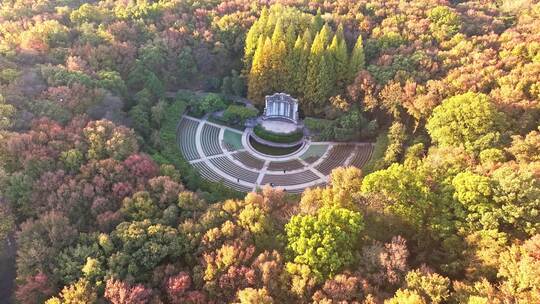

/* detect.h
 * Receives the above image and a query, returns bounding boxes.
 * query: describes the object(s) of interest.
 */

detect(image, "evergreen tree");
[285,25,296,52]
[316,53,334,113]
[289,36,306,96]
[263,6,278,36]
[221,76,233,95]
[319,23,333,48]
[304,29,327,113]
[312,8,323,33]
[244,22,262,70]
[247,37,266,104]
[303,28,313,48]
[271,18,284,45]
[230,70,245,96]
[326,38,337,94]
[335,23,345,44]
[271,40,287,92]
[328,31,349,91]
[244,7,269,72]
[349,35,365,81]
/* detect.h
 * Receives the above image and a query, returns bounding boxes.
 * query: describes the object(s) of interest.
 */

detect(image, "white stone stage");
[263,93,299,123]
[260,119,299,134]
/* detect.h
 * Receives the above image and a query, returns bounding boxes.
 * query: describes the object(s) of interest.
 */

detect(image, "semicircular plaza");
[177,114,374,193]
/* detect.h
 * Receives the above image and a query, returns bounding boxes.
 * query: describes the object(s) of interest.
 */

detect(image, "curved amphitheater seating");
[178,116,376,193]
[261,170,319,186]
[201,124,222,156]
[232,151,265,170]
[223,142,237,152]
[300,145,328,164]
[315,145,355,175]
[193,161,252,192]
[303,156,321,164]
[178,118,200,160]
[349,144,374,169]
[267,159,304,171]
[210,156,259,183]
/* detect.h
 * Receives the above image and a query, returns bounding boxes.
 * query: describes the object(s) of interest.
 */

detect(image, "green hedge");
[222,105,258,125]
[253,124,303,144]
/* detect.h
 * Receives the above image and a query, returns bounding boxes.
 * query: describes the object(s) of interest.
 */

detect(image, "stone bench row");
[178,118,200,161]
[315,145,355,175]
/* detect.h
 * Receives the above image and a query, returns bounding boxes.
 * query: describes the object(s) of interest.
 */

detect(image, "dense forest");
[0,0,539,303]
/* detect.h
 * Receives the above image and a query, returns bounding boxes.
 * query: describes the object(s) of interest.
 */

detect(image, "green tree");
[497,235,540,303]
[97,70,127,96]
[290,35,308,96]
[195,93,227,116]
[0,204,14,244]
[452,171,494,229]
[349,35,365,81]
[248,37,269,104]
[60,149,84,173]
[53,233,104,286]
[271,18,284,45]
[403,269,450,304]
[244,7,268,68]
[311,9,324,33]
[4,172,34,219]
[83,120,138,161]
[385,289,426,304]
[121,192,160,222]
[304,27,333,114]
[16,212,78,282]
[285,206,364,280]
[144,72,165,98]
[230,70,245,96]
[236,288,274,304]
[221,76,233,95]
[70,3,106,24]
[361,164,432,230]
[328,27,349,90]
[428,6,461,42]
[271,40,287,91]
[108,220,186,281]
[176,47,198,83]
[45,278,97,304]
[426,92,507,153]
[383,121,408,165]
[0,94,15,131]
[491,165,540,236]
[129,104,151,138]
[222,105,258,125]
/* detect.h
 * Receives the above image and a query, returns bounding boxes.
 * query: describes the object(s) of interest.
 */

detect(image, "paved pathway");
[179,114,374,193]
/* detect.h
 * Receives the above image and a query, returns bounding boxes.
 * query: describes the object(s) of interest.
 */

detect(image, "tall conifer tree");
[319,23,333,48]
[312,9,323,33]
[271,18,284,45]
[328,26,349,91]
[290,35,305,96]
[247,37,266,104]
[260,37,274,93]
[285,25,296,52]
[349,35,366,81]
[271,40,287,91]
[244,7,269,70]
[317,53,334,113]
[302,28,313,48]
[304,29,326,112]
